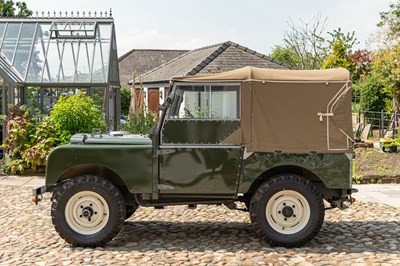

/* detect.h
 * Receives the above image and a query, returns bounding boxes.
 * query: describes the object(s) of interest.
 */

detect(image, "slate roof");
[133,41,288,85]
[118,49,188,86]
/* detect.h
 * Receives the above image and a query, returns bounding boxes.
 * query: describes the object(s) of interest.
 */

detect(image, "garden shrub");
[49,93,105,138]
[21,119,69,172]
[120,87,131,116]
[122,109,158,134]
[358,76,390,112]
[2,94,105,174]
[1,105,33,174]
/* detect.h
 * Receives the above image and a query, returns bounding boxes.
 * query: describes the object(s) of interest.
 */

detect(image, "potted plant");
[380,138,395,151]
[384,142,398,153]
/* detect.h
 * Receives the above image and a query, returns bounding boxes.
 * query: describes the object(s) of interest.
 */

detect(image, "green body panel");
[161,120,240,144]
[158,118,243,197]
[159,147,242,195]
[46,144,154,193]
[238,152,352,193]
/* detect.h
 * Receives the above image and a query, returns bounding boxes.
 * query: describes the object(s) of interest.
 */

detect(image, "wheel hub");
[82,207,94,218]
[65,191,110,235]
[266,190,311,234]
[281,206,294,218]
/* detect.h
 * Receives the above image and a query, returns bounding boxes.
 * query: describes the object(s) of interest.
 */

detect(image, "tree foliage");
[269,45,299,68]
[377,1,400,43]
[370,44,400,111]
[0,0,32,17]
[120,87,131,116]
[322,28,359,82]
[350,49,373,81]
[357,75,390,112]
[49,94,106,138]
[327,28,358,53]
[321,39,354,72]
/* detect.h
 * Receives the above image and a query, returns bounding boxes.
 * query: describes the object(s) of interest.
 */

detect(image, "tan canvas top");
[173,66,350,82]
[172,66,353,154]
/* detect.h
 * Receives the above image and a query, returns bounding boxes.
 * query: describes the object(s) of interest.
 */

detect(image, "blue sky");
[25,0,393,56]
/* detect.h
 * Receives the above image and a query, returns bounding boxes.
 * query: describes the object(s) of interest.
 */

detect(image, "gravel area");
[1,185,400,266]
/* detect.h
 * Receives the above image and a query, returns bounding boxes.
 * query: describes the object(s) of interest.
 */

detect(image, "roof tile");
[135,41,288,84]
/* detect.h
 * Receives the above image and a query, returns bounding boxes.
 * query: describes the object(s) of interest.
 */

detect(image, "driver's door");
[158,84,242,197]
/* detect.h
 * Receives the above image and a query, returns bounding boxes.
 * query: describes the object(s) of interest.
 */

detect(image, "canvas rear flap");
[239,81,353,153]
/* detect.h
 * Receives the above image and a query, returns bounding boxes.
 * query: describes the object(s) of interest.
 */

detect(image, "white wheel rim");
[266,190,310,234]
[65,191,110,235]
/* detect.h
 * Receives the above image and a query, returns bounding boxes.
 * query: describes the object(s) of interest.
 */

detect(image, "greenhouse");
[0,13,120,137]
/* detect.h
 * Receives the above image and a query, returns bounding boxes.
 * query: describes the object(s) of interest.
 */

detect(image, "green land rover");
[33,66,354,248]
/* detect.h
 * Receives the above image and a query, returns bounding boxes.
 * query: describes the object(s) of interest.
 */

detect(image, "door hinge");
[155,149,176,158]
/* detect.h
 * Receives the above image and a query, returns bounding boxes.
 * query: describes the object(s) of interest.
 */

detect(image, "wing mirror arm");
[157,104,166,111]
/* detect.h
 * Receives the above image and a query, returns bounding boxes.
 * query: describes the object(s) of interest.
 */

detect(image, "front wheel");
[250,174,325,247]
[51,175,126,247]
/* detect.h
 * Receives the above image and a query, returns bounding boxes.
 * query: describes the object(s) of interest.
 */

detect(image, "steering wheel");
[184,108,195,119]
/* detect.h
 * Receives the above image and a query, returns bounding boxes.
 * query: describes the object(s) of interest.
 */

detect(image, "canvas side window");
[169,84,240,119]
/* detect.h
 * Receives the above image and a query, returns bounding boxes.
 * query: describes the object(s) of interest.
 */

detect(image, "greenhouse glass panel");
[42,39,63,82]
[2,23,21,63]
[58,41,77,82]
[0,23,6,42]
[0,18,118,86]
[76,42,93,82]
[13,23,36,79]
[26,23,51,82]
[89,24,108,83]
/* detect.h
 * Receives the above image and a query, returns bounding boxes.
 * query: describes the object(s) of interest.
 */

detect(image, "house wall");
[135,86,167,113]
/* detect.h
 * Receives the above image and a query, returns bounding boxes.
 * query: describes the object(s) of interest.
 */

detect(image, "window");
[169,84,240,119]
[50,22,96,39]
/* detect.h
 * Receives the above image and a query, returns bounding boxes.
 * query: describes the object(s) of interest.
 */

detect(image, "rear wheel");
[250,174,324,247]
[125,203,138,220]
[51,175,126,247]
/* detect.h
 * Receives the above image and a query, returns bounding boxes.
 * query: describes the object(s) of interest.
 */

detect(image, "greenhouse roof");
[0,15,119,87]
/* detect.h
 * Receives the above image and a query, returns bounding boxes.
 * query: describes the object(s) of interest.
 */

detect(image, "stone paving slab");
[0,175,45,187]
[353,184,400,208]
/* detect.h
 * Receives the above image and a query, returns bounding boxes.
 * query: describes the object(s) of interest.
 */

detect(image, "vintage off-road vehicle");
[33,66,354,248]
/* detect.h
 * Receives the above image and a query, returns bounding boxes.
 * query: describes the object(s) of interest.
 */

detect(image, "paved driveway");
[353,184,400,208]
[0,176,399,265]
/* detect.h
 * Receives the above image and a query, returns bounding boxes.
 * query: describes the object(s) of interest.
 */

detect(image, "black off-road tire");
[249,174,325,248]
[125,203,138,220]
[51,175,126,247]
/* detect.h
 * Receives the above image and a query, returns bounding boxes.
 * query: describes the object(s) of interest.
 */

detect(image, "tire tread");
[249,174,325,247]
[51,175,126,247]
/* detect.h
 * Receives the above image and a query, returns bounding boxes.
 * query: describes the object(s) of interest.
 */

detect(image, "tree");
[321,39,354,71]
[0,0,32,17]
[350,49,373,81]
[357,75,390,112]
[275,14,328,69]
[269,45,299,68]
[327,28,358,53]
[370,44,400,112]
[377,1,400,43]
